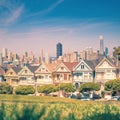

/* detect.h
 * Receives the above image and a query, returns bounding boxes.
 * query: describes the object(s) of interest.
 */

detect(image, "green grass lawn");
[0,94,120,120]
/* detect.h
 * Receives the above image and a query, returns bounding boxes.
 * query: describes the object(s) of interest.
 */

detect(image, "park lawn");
[0,94,120,120]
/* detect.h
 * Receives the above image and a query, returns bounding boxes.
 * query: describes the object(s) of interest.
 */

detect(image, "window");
[19,77,26,80]
[25,70,27,73]
[61,67,64,70]
[81,65,84,69]
[10,72,13,75]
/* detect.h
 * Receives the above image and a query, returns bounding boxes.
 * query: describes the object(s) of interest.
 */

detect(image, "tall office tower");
[105,47,108,56]
[2,48,8,58]
[29,51,34,61]
[71,51,78,62]
[99,35,104,54]
[7,51,13,61]
[85,47,93,60]
[0,53,3,65]
[45,53,50,64]
[56,42,62,58]
[24,51,28,58]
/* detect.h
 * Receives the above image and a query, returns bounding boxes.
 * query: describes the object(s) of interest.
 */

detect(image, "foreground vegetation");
[0,94,120,120]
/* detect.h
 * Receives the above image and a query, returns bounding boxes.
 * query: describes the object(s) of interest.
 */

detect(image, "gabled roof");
[84,60,95,70]
[44,63,56,72]
[27,65,39,73]
[73,60,94,71]
[12,67,22,74]
[95,56,116,68]
[62,62,79,71]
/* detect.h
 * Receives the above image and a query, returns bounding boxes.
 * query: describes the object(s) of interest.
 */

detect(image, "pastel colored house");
[35,63,54,85]
[95,57,117,83]
[73,60,95,87]
[52,62,78,84]
[5,67,21,86]
[18,65,38,85]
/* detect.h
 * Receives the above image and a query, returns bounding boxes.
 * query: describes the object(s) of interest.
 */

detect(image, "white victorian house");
[73,60,95,87]
[18,65,38,85]
[35,63,53,85]
[95,57,117,83]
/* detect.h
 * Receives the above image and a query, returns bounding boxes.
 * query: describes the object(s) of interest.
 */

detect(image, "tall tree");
[105,78,120,93]
[113,46,120,60]
[79,82,100,93]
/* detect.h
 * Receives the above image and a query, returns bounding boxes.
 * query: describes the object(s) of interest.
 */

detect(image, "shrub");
[79,82,100,92]
[60,83,76,93]
[0,82,13,94]
[15,85,35,95]
[37,84,58,95]
[105,78,120,92]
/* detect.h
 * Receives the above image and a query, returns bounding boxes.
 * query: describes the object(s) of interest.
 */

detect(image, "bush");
[60,83,76,93]
[37,85,58,95]
[79,82,100,92]
[105,78,120,92]
[0,82,13,94]
[15,85,35,95]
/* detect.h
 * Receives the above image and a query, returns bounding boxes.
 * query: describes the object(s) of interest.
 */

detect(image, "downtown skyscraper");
[99,35,104,54]
[56,42,62,58]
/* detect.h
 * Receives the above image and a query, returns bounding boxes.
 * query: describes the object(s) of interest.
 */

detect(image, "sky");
[0,0,120,57]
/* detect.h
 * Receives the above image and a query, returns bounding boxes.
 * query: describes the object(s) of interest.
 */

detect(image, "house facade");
[73,60,94,87]
[52,62,78,84]
[18,65,38,85]
[5,67,21,86]
[35,63,53,85]
[95,57,117,83]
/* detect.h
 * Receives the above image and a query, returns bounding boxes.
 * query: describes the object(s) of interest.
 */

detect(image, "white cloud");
[29,0,64,17]
[5,5,24,24]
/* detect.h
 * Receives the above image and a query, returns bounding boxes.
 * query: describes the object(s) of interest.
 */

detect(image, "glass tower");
[56,42,62,58]
[99,35,104,54]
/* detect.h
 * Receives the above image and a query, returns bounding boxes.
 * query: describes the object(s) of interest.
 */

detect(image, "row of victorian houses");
[0,56,119,88]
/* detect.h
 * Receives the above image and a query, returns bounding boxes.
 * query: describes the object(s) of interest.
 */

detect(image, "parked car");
[104,95,112,100]
[111,96,120,101]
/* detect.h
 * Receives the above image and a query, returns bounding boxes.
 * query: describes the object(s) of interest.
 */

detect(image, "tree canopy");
[15,85,35,95]
[60,83,76,92]
[37,84,58,94]
[79,82,100,92]
[113,46,120,60]
[105,78,120,92]
[0,83,13,94]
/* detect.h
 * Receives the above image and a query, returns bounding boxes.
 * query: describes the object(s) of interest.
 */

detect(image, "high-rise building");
[105,47,108,56]
[45,53,50,64]
[2,48,8,58]
[99,35,104,54]
[0,53,3,65]
[85,47,93,60]
[56,42,62,58]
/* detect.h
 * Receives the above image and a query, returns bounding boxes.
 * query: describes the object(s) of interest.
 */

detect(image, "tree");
[60,83,76,93]
[113,46,120,60]
[0,83,13,94]
[37,84,58,95]
[79,82,100,93]
[15,85,35,95]
[105,78,120,94]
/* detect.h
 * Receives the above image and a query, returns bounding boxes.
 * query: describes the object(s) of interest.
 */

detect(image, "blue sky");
[0,0,120,56]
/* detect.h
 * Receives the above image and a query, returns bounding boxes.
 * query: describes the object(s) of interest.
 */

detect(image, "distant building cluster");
[0,35,119,88]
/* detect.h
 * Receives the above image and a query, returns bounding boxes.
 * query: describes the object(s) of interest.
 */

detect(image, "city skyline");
[0,0,120,56]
